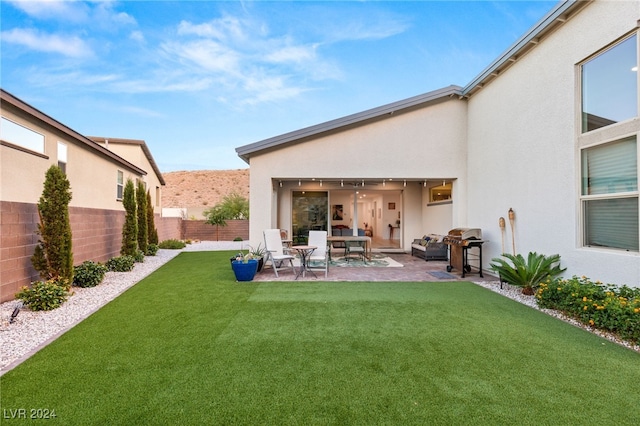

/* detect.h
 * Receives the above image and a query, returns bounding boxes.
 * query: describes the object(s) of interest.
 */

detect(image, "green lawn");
[1,251,638,425]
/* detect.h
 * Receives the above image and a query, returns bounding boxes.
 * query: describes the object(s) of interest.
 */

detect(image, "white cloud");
[265,45,317,64]
[7,0,90,22]
[1,28,94,58]
[130,30,145,43]
[7,0,136,27]
[162,40,241,74]
[177,16,246,42]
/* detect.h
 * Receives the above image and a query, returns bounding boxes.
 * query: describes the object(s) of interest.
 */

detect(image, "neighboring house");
[0,89,168,302]
[236,0,640,287]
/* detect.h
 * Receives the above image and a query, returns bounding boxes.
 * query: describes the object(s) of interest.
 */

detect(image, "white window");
[580,33,639,252]
[581,34,637,132]
[117,170,124,200]
[57,142,67,174]
[581,137,638,251]
[0,117,45,153]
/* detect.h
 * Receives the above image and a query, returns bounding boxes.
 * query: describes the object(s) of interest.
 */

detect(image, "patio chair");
[307,230,329,278]
[263,229,296,277]
[345,240,366,263]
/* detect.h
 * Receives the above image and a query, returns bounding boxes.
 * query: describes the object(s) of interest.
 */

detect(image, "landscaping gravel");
[1,241,637,374]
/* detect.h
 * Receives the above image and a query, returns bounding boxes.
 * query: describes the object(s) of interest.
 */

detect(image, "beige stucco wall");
[1,108,144,210]
[466,0,640,285]
[99,141,163,209]
[248,98,468,250]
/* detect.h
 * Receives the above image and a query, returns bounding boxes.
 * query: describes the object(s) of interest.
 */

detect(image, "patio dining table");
[327,235,372,260]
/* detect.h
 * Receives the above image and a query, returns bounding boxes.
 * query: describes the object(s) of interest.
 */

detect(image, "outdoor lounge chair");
[307,230,329,278]
[263,229,296,277]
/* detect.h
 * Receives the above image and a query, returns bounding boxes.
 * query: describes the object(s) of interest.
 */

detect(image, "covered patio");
[253,252,495,283]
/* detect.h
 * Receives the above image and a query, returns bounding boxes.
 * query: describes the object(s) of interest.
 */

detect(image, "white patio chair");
[307,230,329,278]
[263,229,295,277]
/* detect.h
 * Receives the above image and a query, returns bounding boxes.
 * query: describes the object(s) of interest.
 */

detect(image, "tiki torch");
[508,208,516,255]
[499,217,506,254]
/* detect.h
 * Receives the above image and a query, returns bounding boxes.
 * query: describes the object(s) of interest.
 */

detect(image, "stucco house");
[0,89,167,302]
[236,0,640,287]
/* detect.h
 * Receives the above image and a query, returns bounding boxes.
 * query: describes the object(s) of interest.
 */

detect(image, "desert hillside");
[162,169,250,208]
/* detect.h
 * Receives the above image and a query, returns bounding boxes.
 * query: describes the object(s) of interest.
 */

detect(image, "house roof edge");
[236,85,463,163]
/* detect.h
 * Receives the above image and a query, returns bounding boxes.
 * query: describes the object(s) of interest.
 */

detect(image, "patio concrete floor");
[252,252,498,283]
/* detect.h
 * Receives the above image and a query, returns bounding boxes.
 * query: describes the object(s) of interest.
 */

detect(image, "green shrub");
[158,239,186,249]
[537,276,640,343]
[133,249,145,263]
[73,261,107,288]
[16,279,70,311]
[146,243,159,256]
[490,252,566,295]
[233,237,243,241]
[106,255,135,272]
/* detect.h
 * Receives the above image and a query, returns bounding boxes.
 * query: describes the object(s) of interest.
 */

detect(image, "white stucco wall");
[247,97,468,250]
[466,0,640,285]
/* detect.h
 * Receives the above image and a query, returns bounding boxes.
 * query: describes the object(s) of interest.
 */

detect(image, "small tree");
[136,180,148,254]
[146,190,158,245]
[218,192,250,219]
[204,205,227,241]
[31,165,74,285]
[121,178,138,256]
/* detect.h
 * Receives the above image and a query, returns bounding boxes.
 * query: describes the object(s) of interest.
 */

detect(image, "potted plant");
[231,252,259,282]
[249,243,267,272]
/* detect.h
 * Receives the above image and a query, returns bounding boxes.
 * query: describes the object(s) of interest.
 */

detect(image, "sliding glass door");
[292,191,328,244]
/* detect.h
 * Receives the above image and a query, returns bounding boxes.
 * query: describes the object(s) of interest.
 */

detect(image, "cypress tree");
[31,165,73,285]
[121,178,138,256]
[146,190,159,245]
[136,180,148,254]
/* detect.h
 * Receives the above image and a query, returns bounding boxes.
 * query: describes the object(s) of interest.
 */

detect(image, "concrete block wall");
[182,220,249,241]
[0,201,40,303]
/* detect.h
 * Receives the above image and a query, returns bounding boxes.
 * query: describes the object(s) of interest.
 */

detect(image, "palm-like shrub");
[490,252,566,295]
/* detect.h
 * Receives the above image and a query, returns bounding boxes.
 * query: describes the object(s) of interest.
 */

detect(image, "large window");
[0,117,45,153]
[581,35,637,132]
[581,137,638,251]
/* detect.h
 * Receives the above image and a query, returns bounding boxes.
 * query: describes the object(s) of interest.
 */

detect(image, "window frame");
[577,30,640,252]
[116,170,124,201]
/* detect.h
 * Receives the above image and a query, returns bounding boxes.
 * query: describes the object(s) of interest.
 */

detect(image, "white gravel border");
[2,242,637,375]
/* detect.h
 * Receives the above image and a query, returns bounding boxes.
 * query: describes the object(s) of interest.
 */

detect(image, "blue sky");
[1,0,557,172]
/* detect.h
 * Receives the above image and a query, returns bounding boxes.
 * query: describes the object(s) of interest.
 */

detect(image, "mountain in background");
[162,169,250,211]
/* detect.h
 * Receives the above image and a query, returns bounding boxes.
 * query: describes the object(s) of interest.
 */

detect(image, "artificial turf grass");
[1,251,639,425]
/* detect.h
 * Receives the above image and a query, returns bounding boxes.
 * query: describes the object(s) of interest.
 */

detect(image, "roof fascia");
[462,0,590,96]
[236,85,463,163]
[0,89,146,176]
[88,136,166,186]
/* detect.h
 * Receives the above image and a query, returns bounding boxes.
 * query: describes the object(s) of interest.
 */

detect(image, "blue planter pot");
[231,259,258,281]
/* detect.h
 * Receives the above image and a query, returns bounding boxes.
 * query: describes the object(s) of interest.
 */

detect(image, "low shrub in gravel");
[16,278,70,311]
[106,255,135,272]
[73,261,108,288]
[537,275,640,343]
[133,249,145,263]
[158,239,186,249]
[146,243,159,256]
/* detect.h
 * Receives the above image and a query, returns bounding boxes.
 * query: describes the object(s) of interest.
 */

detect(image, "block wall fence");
[0,201,249,303]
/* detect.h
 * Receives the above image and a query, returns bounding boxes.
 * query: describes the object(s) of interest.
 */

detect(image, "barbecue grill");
[443,228,484,278]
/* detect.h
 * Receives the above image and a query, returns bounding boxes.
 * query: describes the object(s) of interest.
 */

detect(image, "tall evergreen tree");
[121,178,138,256]
[31,165,74,285]
[136,180,148,254]
[146,190,159,245]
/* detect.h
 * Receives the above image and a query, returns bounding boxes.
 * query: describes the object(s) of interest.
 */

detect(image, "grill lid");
[447,228,482,240]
